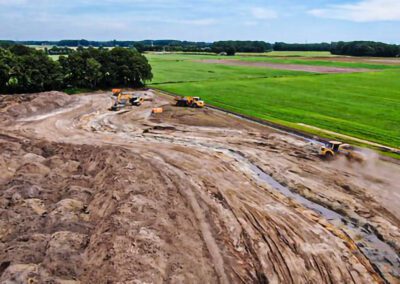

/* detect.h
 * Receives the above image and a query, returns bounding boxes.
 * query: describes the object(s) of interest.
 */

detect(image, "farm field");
[147,53,309,84]
[235,56,399,69]
[147,53,400,149]
[237,51,336,57]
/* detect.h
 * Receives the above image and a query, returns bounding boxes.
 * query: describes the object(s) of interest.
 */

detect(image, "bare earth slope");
[0,91,399,283]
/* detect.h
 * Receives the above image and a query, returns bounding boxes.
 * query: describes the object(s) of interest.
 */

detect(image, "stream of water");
[229,149,400,281]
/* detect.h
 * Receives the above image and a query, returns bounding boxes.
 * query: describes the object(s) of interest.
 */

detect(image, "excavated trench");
[229,150,399,281]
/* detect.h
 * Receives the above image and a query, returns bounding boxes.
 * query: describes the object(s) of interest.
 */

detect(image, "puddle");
[229,150,400,281]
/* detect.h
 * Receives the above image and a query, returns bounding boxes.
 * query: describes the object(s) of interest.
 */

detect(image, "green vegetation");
[0,45,152,93]
[235,56,398,70]
[146,52,397,70]
[3,39,400,57]
[47,46,74,56]
[147,54,308,84]
[331,41,400,57]
[0,45,63,93]
[211,41,272,55]
[148,53,400,148]
[59,47,152,89]
[272,42,331,52]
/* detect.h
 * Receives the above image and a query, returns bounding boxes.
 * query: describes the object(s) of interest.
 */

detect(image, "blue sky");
[0,0,399,43]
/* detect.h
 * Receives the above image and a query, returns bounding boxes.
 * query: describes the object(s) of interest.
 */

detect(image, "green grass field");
[147,54,309,84]
[235,56,397,70]
[147,53,400,149]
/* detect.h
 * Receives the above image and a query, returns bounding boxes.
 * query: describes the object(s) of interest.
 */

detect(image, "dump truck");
[109,89,144,111]
[319,141,364,162]
[175,96,205,108]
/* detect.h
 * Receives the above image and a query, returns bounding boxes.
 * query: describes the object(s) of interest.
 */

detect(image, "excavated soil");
[196,59,374,73]
[0,91,399,283]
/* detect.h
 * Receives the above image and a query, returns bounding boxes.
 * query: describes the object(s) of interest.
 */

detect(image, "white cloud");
[309,0,400,22]
[250,7,278,20]
[175,18,217,26]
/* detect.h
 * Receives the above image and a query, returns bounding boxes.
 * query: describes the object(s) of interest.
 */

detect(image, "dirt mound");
[0,92,73,123]
[0,137,231,283]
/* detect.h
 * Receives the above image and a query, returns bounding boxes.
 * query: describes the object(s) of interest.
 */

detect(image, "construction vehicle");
[319,141,364,162]
[175,96,205,108]
[109,89,144,111]
[152,107,163,114]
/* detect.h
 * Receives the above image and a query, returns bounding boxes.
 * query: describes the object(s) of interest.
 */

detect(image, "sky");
[0,0,399,43]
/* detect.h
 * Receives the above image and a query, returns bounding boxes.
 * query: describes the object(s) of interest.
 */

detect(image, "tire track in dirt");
[1,91,399,283]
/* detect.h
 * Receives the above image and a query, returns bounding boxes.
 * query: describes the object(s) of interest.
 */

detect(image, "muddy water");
[229,150,400,281]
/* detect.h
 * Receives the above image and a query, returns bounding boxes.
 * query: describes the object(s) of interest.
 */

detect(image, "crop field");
[147,53,400,148]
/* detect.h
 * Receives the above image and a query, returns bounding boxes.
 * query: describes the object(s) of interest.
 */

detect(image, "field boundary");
[151,88,400,161]
[297,123,400,153]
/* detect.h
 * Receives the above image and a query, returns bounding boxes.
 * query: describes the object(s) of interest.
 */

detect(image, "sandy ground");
[196,59,374,73]
[0,91,399,283]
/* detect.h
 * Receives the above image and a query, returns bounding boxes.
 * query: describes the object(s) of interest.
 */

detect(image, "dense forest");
[212,41,273,55]
[331,41,400,57]
[0,45,152,93]
[273,42,331,51]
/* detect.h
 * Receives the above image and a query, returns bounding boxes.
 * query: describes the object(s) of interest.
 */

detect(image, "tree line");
[0,45,152,94]
[331,41,400,57]
[3,40,275,53]
[212,41,273,55]
[29,40,399,57]
[212,41,399,56]
[273,42,331,51]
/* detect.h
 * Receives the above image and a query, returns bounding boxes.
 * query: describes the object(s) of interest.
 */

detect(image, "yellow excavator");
[320,141,364,162]
[109,89,144,111]
[175,96,205,108]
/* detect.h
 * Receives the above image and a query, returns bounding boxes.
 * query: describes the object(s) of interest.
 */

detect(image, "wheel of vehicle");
[324,151,334,160]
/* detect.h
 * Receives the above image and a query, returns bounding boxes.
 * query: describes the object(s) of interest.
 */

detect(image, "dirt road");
[0,91,399,283]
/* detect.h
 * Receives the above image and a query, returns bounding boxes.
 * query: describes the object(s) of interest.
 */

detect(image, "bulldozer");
[109,89,144,111]
[175,96,205,108]
[319,141,364,162]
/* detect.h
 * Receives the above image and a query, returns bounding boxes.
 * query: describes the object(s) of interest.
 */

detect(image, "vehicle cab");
[193,97,205,107]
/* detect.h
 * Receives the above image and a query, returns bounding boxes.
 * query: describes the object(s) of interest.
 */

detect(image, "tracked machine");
[109,89,144,111]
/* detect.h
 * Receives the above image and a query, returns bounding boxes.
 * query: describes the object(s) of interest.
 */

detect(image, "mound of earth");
[0,91,73,124]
